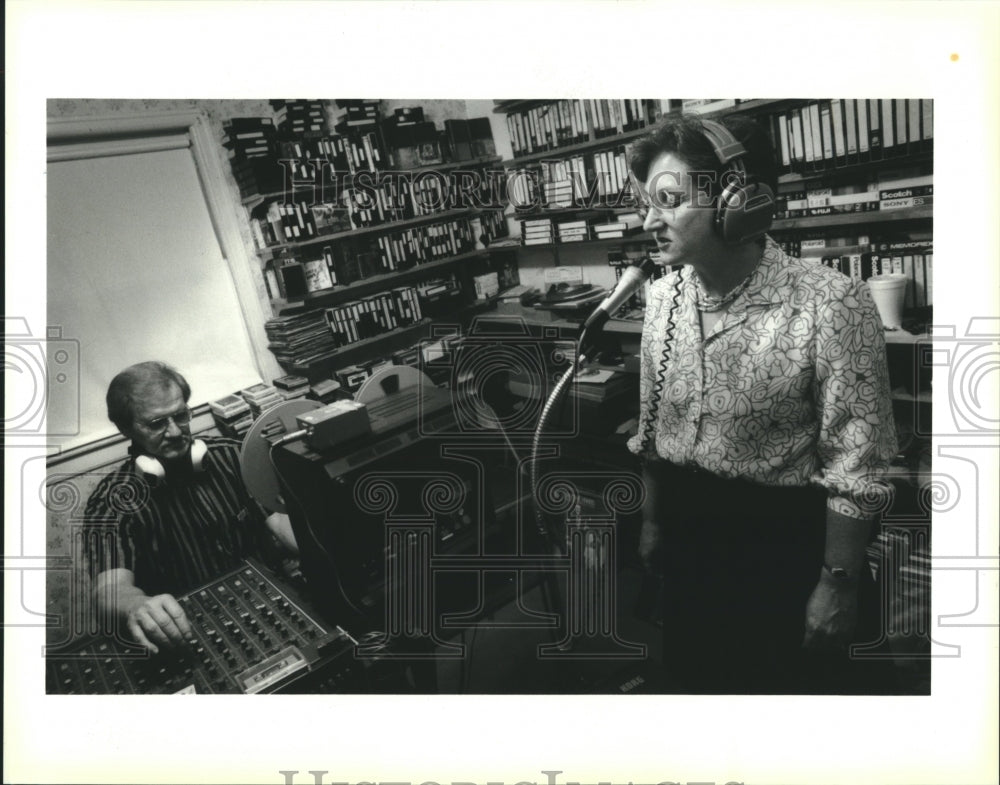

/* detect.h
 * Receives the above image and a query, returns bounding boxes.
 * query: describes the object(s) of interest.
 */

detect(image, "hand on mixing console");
[125,593,194,654]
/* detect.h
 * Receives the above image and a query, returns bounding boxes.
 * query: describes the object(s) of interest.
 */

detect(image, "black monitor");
[270,384,528,634]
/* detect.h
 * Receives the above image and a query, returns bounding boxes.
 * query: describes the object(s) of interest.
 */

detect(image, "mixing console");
[47,560,358,694]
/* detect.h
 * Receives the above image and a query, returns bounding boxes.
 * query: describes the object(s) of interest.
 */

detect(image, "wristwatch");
[823,563,858,583]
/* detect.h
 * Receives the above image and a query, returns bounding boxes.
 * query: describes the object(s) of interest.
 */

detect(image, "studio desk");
[269,320,646,673]
[46,320,647,695]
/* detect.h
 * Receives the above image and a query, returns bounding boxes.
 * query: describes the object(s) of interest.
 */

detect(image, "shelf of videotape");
[502,98,932,247]
[770,233,933,312]
[223,100,509,306]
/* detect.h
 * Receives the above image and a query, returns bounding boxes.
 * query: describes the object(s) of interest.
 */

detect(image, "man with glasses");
[83,361,296,653]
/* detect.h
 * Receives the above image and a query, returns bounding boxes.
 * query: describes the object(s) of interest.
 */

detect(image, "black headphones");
[699,119,776,244]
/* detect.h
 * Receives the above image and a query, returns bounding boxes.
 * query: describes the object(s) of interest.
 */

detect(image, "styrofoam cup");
[867,274,908,329]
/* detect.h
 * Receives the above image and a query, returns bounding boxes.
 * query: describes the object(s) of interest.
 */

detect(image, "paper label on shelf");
[543,266,583,285]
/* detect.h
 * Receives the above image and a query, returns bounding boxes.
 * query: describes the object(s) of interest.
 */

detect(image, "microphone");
[583,256,657,331]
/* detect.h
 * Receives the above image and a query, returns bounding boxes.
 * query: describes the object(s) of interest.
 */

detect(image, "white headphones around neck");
[134,439,208,485]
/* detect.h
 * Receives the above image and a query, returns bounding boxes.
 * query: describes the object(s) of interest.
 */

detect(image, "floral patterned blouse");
[627,236,897,520]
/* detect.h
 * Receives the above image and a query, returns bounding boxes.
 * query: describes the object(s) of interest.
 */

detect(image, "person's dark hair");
[628,113,778,199]
[106,361,191,434]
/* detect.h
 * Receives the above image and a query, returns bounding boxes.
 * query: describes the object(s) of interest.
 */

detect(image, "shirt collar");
[679,235,794,315]
[736,235,794,308]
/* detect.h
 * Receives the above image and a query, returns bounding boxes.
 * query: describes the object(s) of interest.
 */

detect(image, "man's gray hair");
[106,361,191,434]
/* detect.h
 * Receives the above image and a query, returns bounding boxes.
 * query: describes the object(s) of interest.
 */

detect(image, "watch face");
[826,565,854,581]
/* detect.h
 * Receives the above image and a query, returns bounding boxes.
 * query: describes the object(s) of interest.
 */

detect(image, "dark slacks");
[643,461,893,694]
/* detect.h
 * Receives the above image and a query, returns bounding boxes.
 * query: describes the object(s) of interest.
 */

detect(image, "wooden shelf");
[498,100,793,166]
[518,235,649,251]
[799,244,871,258]
[513,205,637,219]
[389,155,503,175]
[493,98,786,119]
[777,150,933,188]
[241,156,504,208]
[475,309,581,333]
[278,250,490,315]
[772,205,932,232]
[284,299,498,376]
[492,99,562,115]
[249,99,935,388]
[242,181,346,209]
[689,98,796,118]
[284,319,433,374]
[502,125,654,167]
[260,208,478,257]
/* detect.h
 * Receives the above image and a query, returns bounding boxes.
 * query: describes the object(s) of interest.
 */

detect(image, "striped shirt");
[83,437,271,596]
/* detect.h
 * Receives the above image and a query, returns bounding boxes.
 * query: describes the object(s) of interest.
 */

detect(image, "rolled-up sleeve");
[811,276,898,519]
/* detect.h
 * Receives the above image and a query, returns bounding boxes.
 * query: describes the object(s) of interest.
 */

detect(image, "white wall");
[48,144,264,448]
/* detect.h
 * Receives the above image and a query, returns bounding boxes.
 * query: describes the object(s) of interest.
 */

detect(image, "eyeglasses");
[137,407,192,434]
[635,188,690,220]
